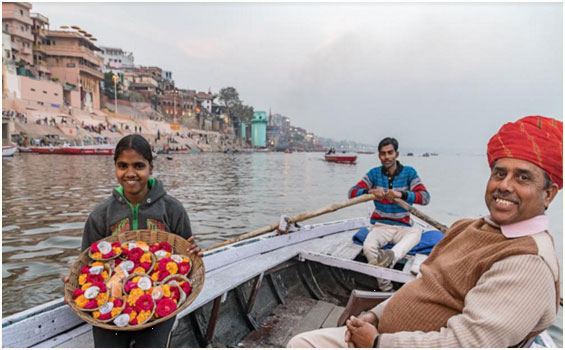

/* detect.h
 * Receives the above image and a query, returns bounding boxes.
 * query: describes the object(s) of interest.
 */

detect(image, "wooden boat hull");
[2,146,17,157]
[2,217,558,348]
[28,146,114,155]
[324,155,357,164]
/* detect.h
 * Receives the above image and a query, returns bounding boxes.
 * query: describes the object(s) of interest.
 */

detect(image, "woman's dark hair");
[114,134,153,164]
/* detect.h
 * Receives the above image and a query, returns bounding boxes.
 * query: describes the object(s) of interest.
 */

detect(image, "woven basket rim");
[65,229,205,331]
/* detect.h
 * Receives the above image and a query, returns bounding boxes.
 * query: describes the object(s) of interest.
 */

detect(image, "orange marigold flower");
[127,288,144,306]
[136,310,151,324]
[163,285,171,298]
[111,307,121,318]
[75,295,88,308]
[132,276,141,284]
[81,282,92,291]
[112,247,122,255]
[129,311,138,322]
[92,252,102,259]
[151,272,159,282]
[140,253,152,263]
[78,274,87,285]
[165,262,178,275]
[93,311,101,319]
[101,271,109,280]
[92,262,104,267]
[133,267,146,274]
[96,293,109,306]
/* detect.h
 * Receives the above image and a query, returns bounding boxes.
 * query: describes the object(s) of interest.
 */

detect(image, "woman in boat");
[67,134,201,348]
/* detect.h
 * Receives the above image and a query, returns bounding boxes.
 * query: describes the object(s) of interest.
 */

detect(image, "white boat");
[1,216,558,348]
[2,145,18,157]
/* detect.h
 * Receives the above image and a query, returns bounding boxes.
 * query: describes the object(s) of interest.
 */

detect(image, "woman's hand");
[61,276,70,304]
[346,315,379,348]
[186,236,203,257]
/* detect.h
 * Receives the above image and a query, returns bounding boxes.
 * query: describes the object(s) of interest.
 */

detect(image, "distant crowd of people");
[3,109,27,123]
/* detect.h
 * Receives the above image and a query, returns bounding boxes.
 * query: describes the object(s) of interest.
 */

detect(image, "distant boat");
[2,145,18,157]
[324,154,357,164]
[406,152,414,156]
[422,152,430,157]
[28,145,114,155]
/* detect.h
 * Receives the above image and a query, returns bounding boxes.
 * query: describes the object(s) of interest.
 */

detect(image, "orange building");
[2,2,34,66]
[43,30,103,111]
[30,12,51,79]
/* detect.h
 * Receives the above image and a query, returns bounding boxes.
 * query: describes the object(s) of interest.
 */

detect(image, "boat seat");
[337,289,392,326]
[337,289,537,348]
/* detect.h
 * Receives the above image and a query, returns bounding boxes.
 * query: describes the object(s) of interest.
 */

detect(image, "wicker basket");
[65,230,205,331]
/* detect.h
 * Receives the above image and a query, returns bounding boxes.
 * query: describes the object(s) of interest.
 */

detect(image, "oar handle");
[393,198,448,233]
[205,194,377,251]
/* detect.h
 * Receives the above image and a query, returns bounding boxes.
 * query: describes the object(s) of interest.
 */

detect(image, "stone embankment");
[5,99,240,152]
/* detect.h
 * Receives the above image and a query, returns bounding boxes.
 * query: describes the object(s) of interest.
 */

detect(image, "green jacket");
[81,178,192,250]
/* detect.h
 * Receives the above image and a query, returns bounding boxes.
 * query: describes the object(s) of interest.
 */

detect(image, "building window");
[31,88,36,91]
[4,24,8,31]
[20,9,23,15]
[54,93,59,96]
[43,91,47,94]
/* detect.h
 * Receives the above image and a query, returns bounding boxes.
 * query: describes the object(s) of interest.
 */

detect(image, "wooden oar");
[393,198,448,233]
[206,194,378,251]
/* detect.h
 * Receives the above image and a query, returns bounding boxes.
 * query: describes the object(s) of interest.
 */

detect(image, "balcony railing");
[43,46,103,66]
[2,12,33,25]
[5,26,34,41]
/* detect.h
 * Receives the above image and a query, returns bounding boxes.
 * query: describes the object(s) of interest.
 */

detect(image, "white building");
[99,46,134,71]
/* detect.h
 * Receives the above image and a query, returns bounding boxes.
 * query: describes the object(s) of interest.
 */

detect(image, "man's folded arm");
[378,254,556,348]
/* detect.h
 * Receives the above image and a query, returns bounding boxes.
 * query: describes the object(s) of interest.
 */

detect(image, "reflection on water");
[2,153,562,344]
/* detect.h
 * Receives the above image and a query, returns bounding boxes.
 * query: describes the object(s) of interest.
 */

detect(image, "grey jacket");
[81,178,192,250]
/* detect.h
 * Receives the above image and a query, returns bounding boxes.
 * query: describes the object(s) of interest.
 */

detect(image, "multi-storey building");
[30,11,50,79]
[43,30,104,110]
[2,2,34,66]
[158,89,197,118]
[99,46,134,70]
[195,91,215,113]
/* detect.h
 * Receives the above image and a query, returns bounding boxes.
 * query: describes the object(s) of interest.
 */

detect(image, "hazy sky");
[31,2,562,152]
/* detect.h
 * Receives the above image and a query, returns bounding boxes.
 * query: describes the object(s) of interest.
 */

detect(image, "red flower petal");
[157,270,170,282]
[136,294,154,311]
[98,313,111,320]
[180,281,192,296]
[178,262,191,275]
[149,244,159,253]
[169,286,180,301]
[158,258,173,271]
[86,274,104,284]
[80,266,90,274]
[111,242,121,248]
[159,242,172,253]
[124,281,137,294]
[156,298,177,317]
[140,262,152,272]
[90,243,100,253]
[113,298,124,307]
[73,289,84,299]
[84,300,98,309]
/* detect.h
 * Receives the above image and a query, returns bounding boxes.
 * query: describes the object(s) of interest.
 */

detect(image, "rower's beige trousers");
[364,222,423,266]
[287,325,347,348]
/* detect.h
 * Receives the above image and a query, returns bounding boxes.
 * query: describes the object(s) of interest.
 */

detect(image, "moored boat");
[2,145,18,157]
[27,145,115,155]
[324,154,357,164]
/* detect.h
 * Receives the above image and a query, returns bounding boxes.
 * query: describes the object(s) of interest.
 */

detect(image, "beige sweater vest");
[378,218,560,338]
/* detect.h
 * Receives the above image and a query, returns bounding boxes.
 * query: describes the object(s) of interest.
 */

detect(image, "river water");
[2,152,562,344]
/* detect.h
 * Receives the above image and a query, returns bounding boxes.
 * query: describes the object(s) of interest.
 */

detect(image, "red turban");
[487,116,563,189]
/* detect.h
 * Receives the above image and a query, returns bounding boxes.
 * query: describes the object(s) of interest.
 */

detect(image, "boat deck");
[239,295,344,347]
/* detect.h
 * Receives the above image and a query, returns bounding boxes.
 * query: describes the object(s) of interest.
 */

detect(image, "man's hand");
[368,188,385,200]
[345,312,378,347]
[186,236,203,257]
[61,276,70,304]
[346,315,379,348]
[384,190,402,202]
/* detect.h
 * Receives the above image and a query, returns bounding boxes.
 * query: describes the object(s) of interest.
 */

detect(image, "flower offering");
[73,281,109,311]
[90,241,122,260]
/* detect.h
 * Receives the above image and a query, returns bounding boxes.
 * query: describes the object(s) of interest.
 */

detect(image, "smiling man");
[288,116,562,348]
[348,137,430,290]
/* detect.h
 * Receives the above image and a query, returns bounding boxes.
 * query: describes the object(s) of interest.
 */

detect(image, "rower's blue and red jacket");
[348,161,430,226]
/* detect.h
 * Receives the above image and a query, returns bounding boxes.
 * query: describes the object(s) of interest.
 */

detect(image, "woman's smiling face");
[115,149,153,205]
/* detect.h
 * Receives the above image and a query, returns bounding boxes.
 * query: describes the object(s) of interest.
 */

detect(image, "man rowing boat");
[348,137,430,291]
[288,116,562,347]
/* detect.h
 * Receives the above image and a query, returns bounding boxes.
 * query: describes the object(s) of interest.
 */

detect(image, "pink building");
[30,12,51,79]
[19,75,63,108]
[44,30,103,111]
[2,2,34,66]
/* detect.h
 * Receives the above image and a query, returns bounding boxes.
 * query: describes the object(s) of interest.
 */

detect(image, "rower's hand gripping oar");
[206,194,448,251]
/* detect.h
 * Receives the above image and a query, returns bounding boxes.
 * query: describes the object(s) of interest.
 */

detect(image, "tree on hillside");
[218,87,240,118]
[232,103,254,124]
